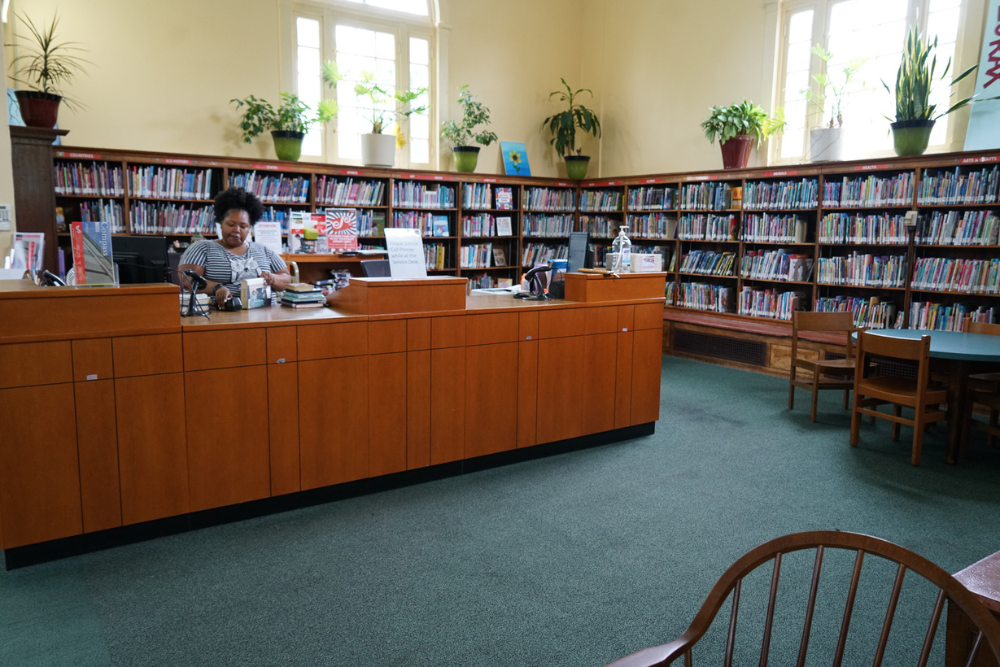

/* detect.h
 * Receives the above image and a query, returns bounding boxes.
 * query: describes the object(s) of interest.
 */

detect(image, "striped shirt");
[180,240,286,297]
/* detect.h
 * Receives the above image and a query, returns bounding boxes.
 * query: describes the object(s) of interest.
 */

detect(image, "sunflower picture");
[500,141,531,176]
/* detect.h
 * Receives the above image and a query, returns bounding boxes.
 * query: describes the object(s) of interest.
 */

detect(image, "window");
[288,1,434,167]
[774,0,968,162]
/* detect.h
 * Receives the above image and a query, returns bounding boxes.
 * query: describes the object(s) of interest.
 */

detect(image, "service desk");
[0,274,665,561]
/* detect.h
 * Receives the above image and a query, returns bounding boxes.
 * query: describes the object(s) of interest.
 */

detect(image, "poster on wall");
[964,0,1000,151]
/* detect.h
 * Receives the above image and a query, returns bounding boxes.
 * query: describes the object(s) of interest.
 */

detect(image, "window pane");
[297,46,320,77]
[788,10,813,43]
[302,127,322,157]
[780,9,814,159]
[297,17,320,49]
[410,37,429,65]
[376,31,395,60]
[410,138,429,164]
[410,113,429,139]
[367,0,428,16]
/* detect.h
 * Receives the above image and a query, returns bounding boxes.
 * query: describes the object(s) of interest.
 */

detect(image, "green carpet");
[1,356,998,666]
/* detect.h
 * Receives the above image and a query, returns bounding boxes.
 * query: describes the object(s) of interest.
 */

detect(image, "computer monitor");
[361,259,391,277]
[567,231,590,273]
[113,236,170,284]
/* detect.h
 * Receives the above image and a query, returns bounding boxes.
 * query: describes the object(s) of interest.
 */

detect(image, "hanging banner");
[965,0,1000,150]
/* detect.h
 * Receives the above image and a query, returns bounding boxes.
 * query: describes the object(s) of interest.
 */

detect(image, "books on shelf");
[741,249,813,282]
[496,187,514,210]
[524,187,574,211]
[738,287,804,321]
[677,213,737,241]
[916,210,999,246]
[493,247,507,267]
[522,243,567,266]
[462,213,496,237]
[392,211,435,236]
[522,213,574,237]
[431,215,450,237]
[743,179,818,210]
[627,212,676,239]
[130,201,212,235]
[917,166,999,205]
[392,182,455,208]
[460,242,493,269]
[821,172,914,207]
[905,302,995,330]
[315,176,385,206]
[910,257,1000,294]
[679,250,735,276]
[581,215,618,239]
[231,171,309,203]
[677,282,734,313]
[496,216,513,236]
[462,183,493,209]
[817,253,906,287]
[54,161,124,196]
[665,281,676,306]
[81,199,126,233]
[424,243,448,270]
[743,213,807,243]
[679,182,733,211]
[628,186,676,210]
[579,189,623,212]
[815,296,897,329]
[819,213,906,245]
[354,210,386,237]
[129,166,214,200]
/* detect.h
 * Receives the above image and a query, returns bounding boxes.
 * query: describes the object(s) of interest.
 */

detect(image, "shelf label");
[555,182,570,186]
[481,178,498,183]
[251,164,281,171]
[58,152,101,159]
[761,170,798,177]
[640,178,664,184]
[341,170,362,175]
[163,158,192,165]
[854,163,892,171]
[960,155,1000,164]
[686,174,720,181]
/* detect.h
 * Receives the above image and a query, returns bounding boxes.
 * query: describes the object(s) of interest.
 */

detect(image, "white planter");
[361,133,397,168]
[809,127,845,162]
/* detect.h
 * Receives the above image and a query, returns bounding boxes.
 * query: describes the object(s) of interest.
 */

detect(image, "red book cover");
[70,221,86,284]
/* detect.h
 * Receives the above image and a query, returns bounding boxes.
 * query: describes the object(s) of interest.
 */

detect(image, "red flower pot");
[719,135,753,170]
[15,91,62,129]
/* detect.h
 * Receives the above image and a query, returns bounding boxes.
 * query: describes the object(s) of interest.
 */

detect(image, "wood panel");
[268,362,300,496]
[585,307,619,335]
[72,338,113,381]
[75,380,122,533]
[465,343,518,458]
[635,303,665,330]
[297,322,368,361]
[116,373,189,525]
[369,352,407,477]
[618,305,635,332]
[266,326,297,364]
[517,340,539,448]
[407,318,431,351]
[10,127,65,272]
[406,350,431,469]
[564,272,667,302]
[369,320,407,355]
[519,311,539,341]
[183,328,267,371]
[184,366,271,512]
[771,344,819,372]
[536,336,586,444]
[0,383,82,548]
[0,340,72,388]
[615,332,635,429]
[582,334,618,435]
[631,328,664,425]
[430,346,465,464]
[431,316,467,349]
[538,309,586,339]
[113,334,183,377]
[298,356,370,489]
[466,313,518,346]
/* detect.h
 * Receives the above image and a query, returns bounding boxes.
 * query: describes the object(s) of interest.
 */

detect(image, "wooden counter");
[0,274,666,556]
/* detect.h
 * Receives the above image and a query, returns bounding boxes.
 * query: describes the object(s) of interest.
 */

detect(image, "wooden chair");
[604,531,1000,667]
[967,318,1000,448]
[788,311,858,422]
[850,331,947,466]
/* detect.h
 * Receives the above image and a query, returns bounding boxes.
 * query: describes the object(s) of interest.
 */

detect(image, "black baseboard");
[3,422,655,570]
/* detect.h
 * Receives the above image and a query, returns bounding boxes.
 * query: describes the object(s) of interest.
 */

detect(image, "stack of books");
[281,283,326,309]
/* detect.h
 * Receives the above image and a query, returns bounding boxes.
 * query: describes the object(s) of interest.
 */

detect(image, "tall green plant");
[701,100,785,147]
[9,12,92,108]
[231,92,339,142]
[885,25,977,122]
[441,85,498,148]
[542,79,601,157]
[802,44,866,128]
[353,71,428,135]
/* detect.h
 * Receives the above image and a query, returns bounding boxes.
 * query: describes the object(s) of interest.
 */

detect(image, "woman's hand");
[215,285,232,307]
[262,270,292,291]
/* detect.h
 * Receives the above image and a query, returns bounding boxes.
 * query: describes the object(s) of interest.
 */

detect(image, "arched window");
[286,0,435,167]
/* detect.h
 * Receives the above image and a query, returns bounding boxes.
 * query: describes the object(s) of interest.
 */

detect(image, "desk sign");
[254,222,283,255]
[384,228,427,278]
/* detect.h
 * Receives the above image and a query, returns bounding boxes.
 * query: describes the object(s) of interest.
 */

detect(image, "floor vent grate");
[673,330,767,367]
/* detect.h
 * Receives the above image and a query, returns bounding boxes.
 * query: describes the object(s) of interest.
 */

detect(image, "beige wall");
[0,23,15,256]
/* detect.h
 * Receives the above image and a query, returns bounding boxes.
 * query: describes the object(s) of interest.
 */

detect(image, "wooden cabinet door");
[0,383,82,548]
[298,356,369,489]
[517,340,538,448]
[184,366,270,512]
[430,346,465,464]
[465,342,517,458]
[369,352,407,477]
[615,331,634,429]
[116,373,189,525]
[268,362,300,496]
[406,350,431,469]
[582,333,618,436]
[536,336,586,445]
[631,328,664,425]
[75,379,122,533]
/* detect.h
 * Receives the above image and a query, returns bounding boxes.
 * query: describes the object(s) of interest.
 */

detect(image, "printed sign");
[384,228,427,279]
[325,208,358,252]
[966,0,1000,150]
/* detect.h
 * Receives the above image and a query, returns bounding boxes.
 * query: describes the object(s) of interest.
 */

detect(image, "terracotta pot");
[719,135,753,169]
[16,91,62,129]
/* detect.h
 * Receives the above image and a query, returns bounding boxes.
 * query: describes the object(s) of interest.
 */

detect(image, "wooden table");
[948,551,1000,667]
[863,330,1000,464]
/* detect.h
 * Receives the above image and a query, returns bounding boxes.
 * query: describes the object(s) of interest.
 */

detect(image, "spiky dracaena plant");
[9,12,92,109]
[885,25,978,122]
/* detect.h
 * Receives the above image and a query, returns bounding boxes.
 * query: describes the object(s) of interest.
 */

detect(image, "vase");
[15,91,62,129]
[270,130,305,161]
[809,127,845,162]
[452,146,480,173]
[719,135,753,169]
[361,133,397,168]
[890,120,935,157]
[564,155,591,179]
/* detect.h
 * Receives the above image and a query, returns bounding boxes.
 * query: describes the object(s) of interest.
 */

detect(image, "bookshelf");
[459,179,519,289]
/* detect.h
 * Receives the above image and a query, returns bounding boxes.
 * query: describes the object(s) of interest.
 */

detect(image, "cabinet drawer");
[369,320,406,355]
[538,309,585,339]
[617,305,635,332]
[266,327,297,364]
[113,334,183,377]
[72,338,113,382]
[519,312,538,341]
[431,316,466,349]
[0,341,72,388]
[184,329,267,371]
[635,303,664,330]
[585,306,618,335]
[466,313,518,346]
[407,318,431,351]
[297,322,368,360]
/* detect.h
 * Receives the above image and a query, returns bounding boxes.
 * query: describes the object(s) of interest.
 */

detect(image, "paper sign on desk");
[254,222,283,255]
[326,208,358,251]
[384,228,427,279]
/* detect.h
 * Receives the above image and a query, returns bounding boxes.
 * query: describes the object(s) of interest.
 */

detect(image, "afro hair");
[213,187,265,224]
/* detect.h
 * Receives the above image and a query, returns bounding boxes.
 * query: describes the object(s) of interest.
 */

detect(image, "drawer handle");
[276,358,286,364]
[87,374,98,381]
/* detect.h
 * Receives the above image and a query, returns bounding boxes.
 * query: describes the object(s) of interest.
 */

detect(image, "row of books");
[627,186,676,211]
[677,214,737,241]
[677,283,734,313]
[467,274,514,290]
[814,296,897,329]
[129,166,215,200]
[910,257,1000,294]
[315,177,386,207]
[230,172,310,204]
[818,213,908,245]
[627,213,676,239]
[522,243,568,266]
[743,214,808,243]
[280,284,325,309]
[679,250,736,276]
[461,183,515,210]
[424,243,449,270]
[905,302,996,331]
[391,211,440,236]
[260,207,290,227]
[581,215,619,239]
[54,161,125,196]
[741,250,813,282]
[459,243,494,269]
[915,210,999,246]
[523,214,574,237]
[738,288,805,321]
[524,187,575,212]
[665,281,676,306]
[816,253,906,287]
[743,179,818,210]
[130,202,214,235]
[392,182,456,209]
[821,173,914,208]
[579,189,623,212]
[79,200,126,233]
[354,210,387,237]
[463,214,514,237]
[917,166,999,205]
[679,183,737,211]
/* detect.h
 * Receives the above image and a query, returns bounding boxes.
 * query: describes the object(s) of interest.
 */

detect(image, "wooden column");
[9,127,68,273]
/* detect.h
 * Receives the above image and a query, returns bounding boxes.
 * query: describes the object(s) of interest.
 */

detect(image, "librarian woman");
[179,187,292,306]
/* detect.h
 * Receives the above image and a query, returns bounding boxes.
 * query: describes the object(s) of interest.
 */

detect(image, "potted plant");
[8,12,91,129]
[353,70,428,168]
[700,100,785,169]
[541,78,601,179]
[884,25,979,156]
[441,85,498,173]
[802,45,866,162]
